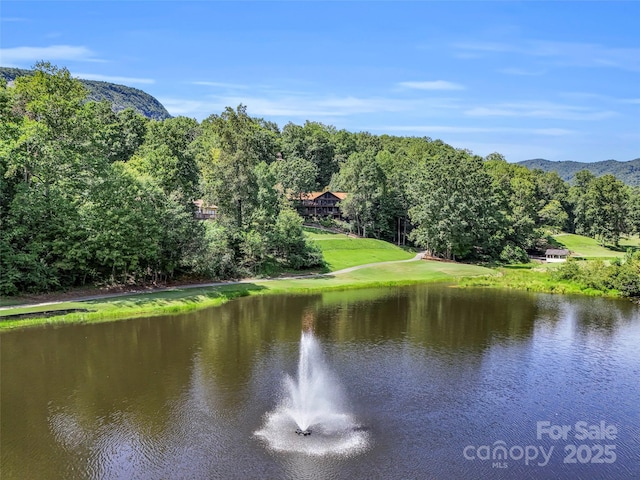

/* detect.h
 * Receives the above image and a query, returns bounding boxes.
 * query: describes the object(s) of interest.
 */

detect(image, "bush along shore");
[459,251,640,300]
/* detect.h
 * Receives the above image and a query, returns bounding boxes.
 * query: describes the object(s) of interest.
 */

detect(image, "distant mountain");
[0,67,171,121]
[518,158,640,186]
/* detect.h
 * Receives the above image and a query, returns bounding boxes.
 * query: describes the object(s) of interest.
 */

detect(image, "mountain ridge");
[517,158,640,186]
[0,66,171,120]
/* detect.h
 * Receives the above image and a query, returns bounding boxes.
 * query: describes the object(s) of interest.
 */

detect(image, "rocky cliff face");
[1,67,171,120]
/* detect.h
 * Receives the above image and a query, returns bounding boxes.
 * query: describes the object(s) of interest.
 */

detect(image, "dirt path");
[0,252,425,312]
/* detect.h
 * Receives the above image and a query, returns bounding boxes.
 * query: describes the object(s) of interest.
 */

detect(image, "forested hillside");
[0,66,171,120]
[518,158,640,186]
[1,64,639,296]
[0,63,320,295]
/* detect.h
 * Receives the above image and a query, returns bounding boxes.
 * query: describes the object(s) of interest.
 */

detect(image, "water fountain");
[255,331,369,455]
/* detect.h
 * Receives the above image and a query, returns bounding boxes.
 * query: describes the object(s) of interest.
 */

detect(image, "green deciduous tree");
[614,250,640,297]
[129,116,201,206]
[270,154,318,199]
[197,106,320,275]
[408,150,495,260]
[334,150,385,237]
[0,63,109,292]
[584,174,629,246]
[0,64,209,293]
[538,199,569,233]
[626,187,640,235]
[199,105,277,229]
[281,121,337,189]
[569,169,596,235]
[80,162,163,283]
[484,158,541,257]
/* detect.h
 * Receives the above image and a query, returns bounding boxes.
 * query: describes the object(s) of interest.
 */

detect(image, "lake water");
[2,285,639,479]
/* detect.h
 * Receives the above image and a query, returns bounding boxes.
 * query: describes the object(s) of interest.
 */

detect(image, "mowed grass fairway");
[256,260,492,291]
[305,229,415,271]
[553,233,640,258]
[0,229,493,330]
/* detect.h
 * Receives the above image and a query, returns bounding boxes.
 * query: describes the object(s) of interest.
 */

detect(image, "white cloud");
[455,40,640,72]
[73,72,155,85]
[398,80,465,90]
[459,141,563,162]
[0,45,102,66]
[380,125,574,136]
[498,67,545,76]
[160,93,436,120]
[191,81,249,89]
[560,92,640,107]
[158,99,209,117]
[464,101,617,121]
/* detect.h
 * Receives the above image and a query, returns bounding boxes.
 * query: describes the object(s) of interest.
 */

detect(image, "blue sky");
[1,1,639,162]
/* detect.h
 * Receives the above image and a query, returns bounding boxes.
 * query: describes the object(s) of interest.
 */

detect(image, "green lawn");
[258,260,492,291]
[552,233,639,258]
[0,229,481,330]
[5,228,636,331]
[0,261,493,330]
[458,263,621,297]
[302,228,351,240]
[305,230,415,271]
[0,284,261,329]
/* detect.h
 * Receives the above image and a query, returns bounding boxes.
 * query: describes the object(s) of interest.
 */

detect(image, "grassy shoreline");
[3,231,637,331]
[0,260,492,331]
[2,260,635,331]
[457,264,621,298]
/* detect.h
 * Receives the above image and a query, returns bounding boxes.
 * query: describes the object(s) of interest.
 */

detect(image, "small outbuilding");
[545,248,570,263]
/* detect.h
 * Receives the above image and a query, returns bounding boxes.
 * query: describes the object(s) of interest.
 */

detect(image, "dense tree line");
[0,64,319,294]
[1,63,638,295]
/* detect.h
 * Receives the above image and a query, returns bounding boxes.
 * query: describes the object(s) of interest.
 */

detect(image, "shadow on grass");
[0,308,94,321]
[606,244,640,253]
[305,274,337,280]
[546,235,565,249]
[303,226,337,236]
[112,283,270,308]
[503,264,535,270]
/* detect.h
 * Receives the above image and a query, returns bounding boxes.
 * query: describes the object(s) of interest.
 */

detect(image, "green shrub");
[580,260,616,291]
[613,251,640,297]
[499,244,530,264]
[553,258,582,281]
[552,254,640,297]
